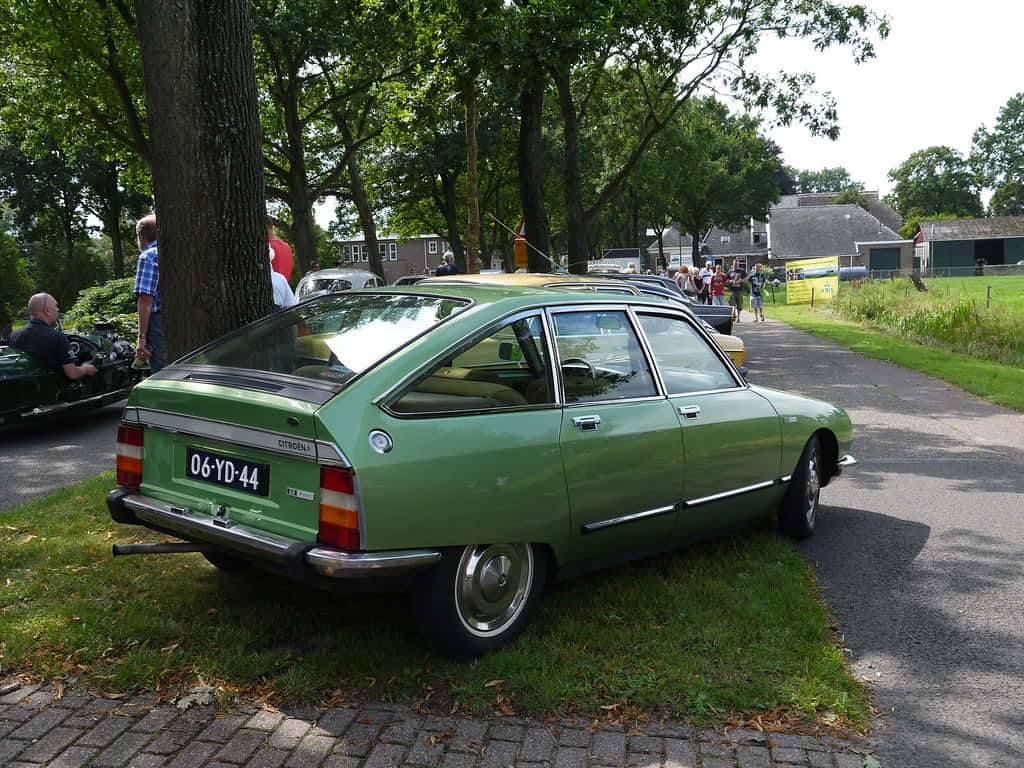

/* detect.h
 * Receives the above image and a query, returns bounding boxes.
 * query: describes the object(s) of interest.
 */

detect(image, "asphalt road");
[0,401,125,510]
[735,316,1024,768]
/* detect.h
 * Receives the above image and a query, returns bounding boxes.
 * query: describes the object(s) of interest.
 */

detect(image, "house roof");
[775,192,904,233]
[918,217,1024,242]
[769,205,902,259]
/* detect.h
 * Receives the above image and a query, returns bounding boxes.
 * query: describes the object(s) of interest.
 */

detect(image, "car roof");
[300,268,380,281]
[421,272,643,294]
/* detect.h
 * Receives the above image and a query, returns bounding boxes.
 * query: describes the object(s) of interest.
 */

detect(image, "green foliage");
[0,231,33,334]
[637,97,779,261]
[1,473,871,729]
[897,212,959,241]
[830,278,1024,367]
[30,240,111,309]
[64,277,138,338]
[970,93,1024,216]
[833,188,868,207]
[792,167,862,194]
[886,146,983,220]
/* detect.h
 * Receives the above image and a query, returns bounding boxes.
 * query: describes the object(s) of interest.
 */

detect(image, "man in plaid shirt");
[133,214,164,372]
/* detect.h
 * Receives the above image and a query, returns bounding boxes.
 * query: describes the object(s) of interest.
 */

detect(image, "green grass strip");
[0,472,871,730]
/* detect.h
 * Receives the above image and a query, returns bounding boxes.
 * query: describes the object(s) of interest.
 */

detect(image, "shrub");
[830,278,1023,367]
[64,278,138,339]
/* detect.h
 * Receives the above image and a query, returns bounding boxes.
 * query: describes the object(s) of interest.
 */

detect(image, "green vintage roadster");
[1,322,137,428]
[107,285,856,657]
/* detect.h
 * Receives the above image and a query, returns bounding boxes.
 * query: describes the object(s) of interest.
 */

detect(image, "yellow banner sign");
[785,257,839,304]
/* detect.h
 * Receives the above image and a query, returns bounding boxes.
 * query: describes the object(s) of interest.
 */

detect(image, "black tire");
[412,543,546,659]
[778,435,822,539]
[202,550,252,572]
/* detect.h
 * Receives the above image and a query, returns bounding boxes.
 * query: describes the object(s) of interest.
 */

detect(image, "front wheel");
[412,543,545,658]
[778,435,822,539]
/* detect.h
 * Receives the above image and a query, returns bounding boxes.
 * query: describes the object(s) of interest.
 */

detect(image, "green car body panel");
[108,285,856,656]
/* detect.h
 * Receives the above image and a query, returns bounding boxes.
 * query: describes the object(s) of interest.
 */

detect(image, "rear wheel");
[412,543,545,658]
[778,435,821,539]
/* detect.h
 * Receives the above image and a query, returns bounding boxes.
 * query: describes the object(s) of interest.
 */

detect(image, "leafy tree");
[136,0,272,359]
[970,93,1024,216]
[653,99,780,267]
[887,146,983,221]
[833,188,869,207]
[0,231,33,336]
[897,212,960,241]
[253,0,420,277]
[503,0,888,272]
[792,167,862,194]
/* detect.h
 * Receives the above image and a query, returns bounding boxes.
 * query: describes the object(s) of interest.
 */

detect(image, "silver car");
[295,268,386,301]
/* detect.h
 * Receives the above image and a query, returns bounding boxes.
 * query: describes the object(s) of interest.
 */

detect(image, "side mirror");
[738,366,749,381]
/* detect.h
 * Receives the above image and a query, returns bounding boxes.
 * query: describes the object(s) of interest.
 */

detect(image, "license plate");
[186,447,269,496]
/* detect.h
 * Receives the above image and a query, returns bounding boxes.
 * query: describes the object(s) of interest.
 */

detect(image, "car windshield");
[180,293,469,387]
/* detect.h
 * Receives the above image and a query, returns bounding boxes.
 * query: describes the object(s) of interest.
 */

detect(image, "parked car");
[107,285,855,657]
[423,272,746,367]
[595,272,735,334]
[1,322,137,428]
[294,268,386,301]
[392,274,429,286]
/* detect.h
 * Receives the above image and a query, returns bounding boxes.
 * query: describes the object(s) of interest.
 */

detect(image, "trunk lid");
[126,376,340,544]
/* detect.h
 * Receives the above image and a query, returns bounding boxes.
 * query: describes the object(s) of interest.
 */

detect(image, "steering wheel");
[560,357,596,378]
[67,338,94,365]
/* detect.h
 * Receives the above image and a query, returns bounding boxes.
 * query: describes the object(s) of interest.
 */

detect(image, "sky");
[753,0,1022,198]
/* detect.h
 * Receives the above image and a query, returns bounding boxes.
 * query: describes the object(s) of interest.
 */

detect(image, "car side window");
[390,315,554,414]
[552,310,657,403]
[637,314,737,394]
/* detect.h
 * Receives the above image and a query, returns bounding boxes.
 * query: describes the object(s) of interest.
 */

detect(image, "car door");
[550,307,684,563]
[634,312,782,536]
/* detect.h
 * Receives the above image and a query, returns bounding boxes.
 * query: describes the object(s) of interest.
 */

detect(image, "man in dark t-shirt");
[9,293,98,380]
[726,259,747,322]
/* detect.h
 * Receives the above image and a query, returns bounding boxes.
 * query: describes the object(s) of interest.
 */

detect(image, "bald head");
[28,293,53,315]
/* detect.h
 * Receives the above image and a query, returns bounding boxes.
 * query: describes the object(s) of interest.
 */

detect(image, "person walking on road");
[726,259,747,322]
[748,263,767,322]
[710,264,727,306]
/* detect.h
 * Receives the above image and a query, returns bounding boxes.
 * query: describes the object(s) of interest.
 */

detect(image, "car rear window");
[180,293,469,387]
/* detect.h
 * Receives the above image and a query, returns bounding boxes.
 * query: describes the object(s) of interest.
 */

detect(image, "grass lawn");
[0,473,871,732]
[764,276,1024,413]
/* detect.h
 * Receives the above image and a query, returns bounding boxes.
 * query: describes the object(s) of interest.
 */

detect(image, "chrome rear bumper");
[835,453,857,477]
[107,488,440,579]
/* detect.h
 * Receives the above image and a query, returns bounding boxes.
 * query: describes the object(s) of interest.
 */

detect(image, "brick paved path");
[0,683,873,768]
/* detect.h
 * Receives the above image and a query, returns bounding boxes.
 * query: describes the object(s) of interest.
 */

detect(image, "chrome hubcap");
[455,544,533,637]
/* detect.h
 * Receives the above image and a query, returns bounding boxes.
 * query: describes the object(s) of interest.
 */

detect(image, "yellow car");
[422,273,746,367]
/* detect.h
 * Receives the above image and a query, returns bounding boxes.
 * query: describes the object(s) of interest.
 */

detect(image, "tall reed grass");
[830,278,1024,367]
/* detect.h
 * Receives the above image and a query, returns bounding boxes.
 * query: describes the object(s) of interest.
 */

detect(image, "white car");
[294,268,386,301]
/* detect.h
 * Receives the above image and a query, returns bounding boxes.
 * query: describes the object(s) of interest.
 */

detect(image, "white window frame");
[389,243,398,261]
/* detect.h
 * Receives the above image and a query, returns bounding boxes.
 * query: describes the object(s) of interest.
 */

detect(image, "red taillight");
[116,424,144,488]
[318,466,360,549]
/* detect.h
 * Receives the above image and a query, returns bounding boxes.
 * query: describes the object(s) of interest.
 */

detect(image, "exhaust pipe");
[113,543,214,556]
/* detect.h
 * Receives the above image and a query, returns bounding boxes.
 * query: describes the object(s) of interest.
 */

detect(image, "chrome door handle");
[678,405,701,420]
[572,415,601,432]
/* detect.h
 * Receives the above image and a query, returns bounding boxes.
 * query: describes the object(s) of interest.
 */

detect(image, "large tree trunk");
[439,171,465,270]
[280,82,320,277]
[554,73,589,274]
[101,163,127,279]
[517,83,551,272]
[136,0,271,360]
[340,123,382,279]
[464,74,481,274]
